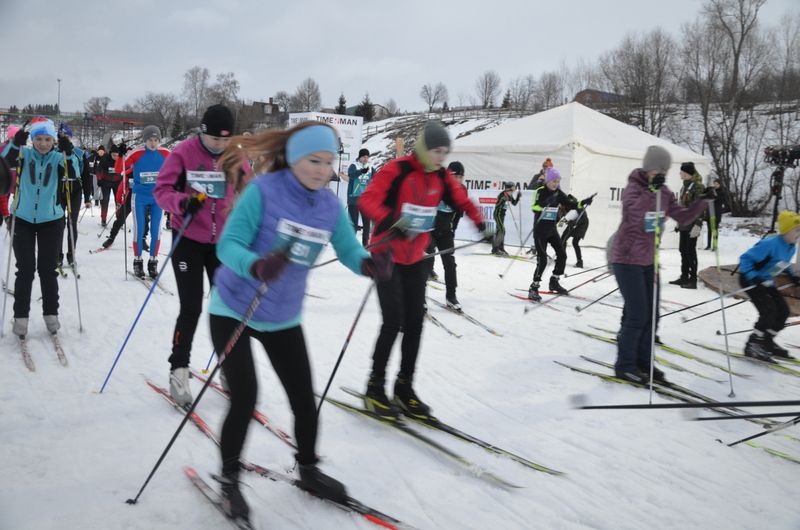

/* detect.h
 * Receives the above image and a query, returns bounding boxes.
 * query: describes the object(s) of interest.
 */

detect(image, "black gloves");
[581,196,594,206]
[13,128,29,148]
[58,135,74,156]
[180,195,206,214]
[651,173,665,190]
[118,142,128,157]
[361,250,394,282]
[360,167,369,174]
[250,252,290,283]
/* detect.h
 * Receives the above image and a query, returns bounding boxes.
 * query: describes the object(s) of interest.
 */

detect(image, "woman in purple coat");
[609,146,709,383]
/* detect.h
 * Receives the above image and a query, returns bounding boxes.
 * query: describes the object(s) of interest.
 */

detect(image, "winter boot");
[364,377,399,420]
[12,317,28,338]
[668,276,687,286]
[681,278,697,289]
[575,260,584,268]
[393,375,432,419]
[214,473,251,525]
[528,282,542,302]
[43,315,60,334]
[549,276,569,295]
[169,367,193,408]
[101,236,114,249]
[446,294,462,312]
[147,258,158,279]
[744,333,775,362]
[133,258,145,279]
[297,462,348,504]
[638,365,667,383]
[765,334,792,359]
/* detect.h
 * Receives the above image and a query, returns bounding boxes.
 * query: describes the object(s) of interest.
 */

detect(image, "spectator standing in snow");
[668,162,704,289]
[347,148,375,246]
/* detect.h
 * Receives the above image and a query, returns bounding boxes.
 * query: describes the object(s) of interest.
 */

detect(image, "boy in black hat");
[347,147,374,246]
[492,181,520,256]
[669,162,704,289]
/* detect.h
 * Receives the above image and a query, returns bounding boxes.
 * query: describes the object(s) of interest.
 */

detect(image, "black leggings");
[61,189,82,263]
[168,235,220,368]
[98,181,120,222]
[210,316,317,474]
[348,204,370,247]
[13,218,63,318]
[747,283,789,334]
[370,260,428,383]
[678,230,698,280]
[425,229,457,298]
[533,229,566,282]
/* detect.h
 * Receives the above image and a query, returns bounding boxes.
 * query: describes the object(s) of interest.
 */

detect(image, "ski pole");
[0,213,17,338]
[524,269,611,314]
[312,230,398,269]
[575,286,620,313]
[709,202,735,397]
[694,411,800,421]
[725,415,800,447]
[420,238,486,261]
[78,203,88,223]
[96,201,126,238]
[99,212,198,393]
[498,227,534,279]
[122,157,128,281]
[63,157,84,332]
[716,320,800,336]
[577,399,800,410]
[126,281,268,505]
[563,263,608,278]
[682,282,794,324]
[648,190,663,404]
[316,282,374,419]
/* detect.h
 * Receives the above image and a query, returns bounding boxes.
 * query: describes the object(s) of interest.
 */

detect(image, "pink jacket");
[154,135,234,244]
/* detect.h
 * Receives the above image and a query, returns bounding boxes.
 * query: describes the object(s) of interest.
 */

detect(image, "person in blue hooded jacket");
[208,121,392,525]
[1,118,80,337]
[346,147,375,246]
[738,211,800,361]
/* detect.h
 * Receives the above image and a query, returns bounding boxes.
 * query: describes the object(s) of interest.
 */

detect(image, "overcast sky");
[1,0,796,114]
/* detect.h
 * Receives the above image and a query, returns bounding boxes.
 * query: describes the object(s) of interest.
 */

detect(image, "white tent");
[451,102,711,248]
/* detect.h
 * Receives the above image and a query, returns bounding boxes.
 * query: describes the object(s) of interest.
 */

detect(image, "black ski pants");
[348,204,370,247]
[370,260,428,383]
[107,191,149,243]
[13,218,63,318]
[61,188,82,264]
[492,211,507,253]
[533,228,566,282]
[425,229,457,299]
[678,230,698,280]
[210,316,317,475]
[168,234,220,369]
[746,283,789,335]
[98,180,120,224]
[613,263,659,374]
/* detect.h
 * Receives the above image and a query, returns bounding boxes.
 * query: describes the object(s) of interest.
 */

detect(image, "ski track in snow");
[1,213,799,529]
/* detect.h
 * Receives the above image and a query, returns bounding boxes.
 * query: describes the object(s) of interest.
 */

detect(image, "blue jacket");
[2,143,79,224]
[739,235,797,284]
[347,162,374,205]
[210,168,369,331]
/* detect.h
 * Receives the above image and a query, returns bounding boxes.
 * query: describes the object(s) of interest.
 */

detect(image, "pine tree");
[355,93,374,122]
[501,89,512,109]
[335,93,347,115]
[442,101,449,112]
[171,109,183,138]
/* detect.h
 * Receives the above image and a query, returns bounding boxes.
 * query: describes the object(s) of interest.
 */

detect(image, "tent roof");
[453,102,707,162]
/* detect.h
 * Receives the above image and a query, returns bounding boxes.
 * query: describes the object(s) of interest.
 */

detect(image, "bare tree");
[206,72,240,107]
[474,71,502,108]
[384,99,399,116]
[290,78,322,112]
[273,91,291,113]
[84,96,111,116]
[420,82,448,112]
[183,66,210,119]
[538,71,564,110]
[508,75,537,111]
[136,92,180,132]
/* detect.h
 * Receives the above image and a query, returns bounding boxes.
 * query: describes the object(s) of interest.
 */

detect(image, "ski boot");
[169,367,193,408]
[765,334,792,359]
[393,375,432,419]
[668,276,687,286]
[614,369,649,384]
[101,236,114,249]
[364,377,399,420]
[133,258,145,279]
[446,294,462,312]
[147,258,158,279]
[214,472,251,527]
[43,315,60,334]
[744,333,774,362]
[12,317,28,338]
[549,276,569,295]
[681,277,697,289]
[575,260,584,268]
[297,461,348,504]
[528,281,542,302]
[638,365,667,383]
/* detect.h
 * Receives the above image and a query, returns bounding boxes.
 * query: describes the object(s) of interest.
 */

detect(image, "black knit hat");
[201,104,234,137]
[447,161,465,176]
[423,121,451,150]
[358,148,370,158]
[680,161,696,175]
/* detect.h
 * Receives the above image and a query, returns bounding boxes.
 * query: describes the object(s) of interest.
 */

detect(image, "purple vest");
[214,169,341,324]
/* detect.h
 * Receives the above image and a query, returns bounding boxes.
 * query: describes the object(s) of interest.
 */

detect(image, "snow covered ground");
[1,211,799,530]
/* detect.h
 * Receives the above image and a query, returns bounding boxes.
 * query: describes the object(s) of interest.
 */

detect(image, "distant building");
[573,89,625,108]
[239,97,283,130]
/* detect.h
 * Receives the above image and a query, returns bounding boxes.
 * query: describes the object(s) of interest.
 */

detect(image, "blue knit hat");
[286,125,340,166]
[30,119,57,139]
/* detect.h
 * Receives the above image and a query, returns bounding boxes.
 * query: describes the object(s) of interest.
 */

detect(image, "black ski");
[127,270,175,296]
[340,387,561,475]
[185,467,254,529]
[425,312,462,338]
[425,296,503,336]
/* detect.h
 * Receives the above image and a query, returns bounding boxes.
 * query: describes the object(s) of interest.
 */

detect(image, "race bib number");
[187,171,226,199]
[400,204,437,233]
[139,171,158,185]
[540,207,559,222]
[274,219,332,267]
[644,211,665,233]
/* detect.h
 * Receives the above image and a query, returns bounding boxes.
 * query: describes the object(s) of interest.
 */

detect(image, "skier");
[425,160,468,310]
[154,104,236,406]
[95,143,123,227]
[560,199,589,268]
[668,162,705,289]
[492,181,520,256]
[358,121,489,419]
[1,118,80,336]
[57,124,92,269]
[347,147,375,246]
[738,211,800,360]
[101,148,150,252]
[527,167,593,301]
[117,126,169,278]
[609,146,710,383]
[0,125,19,232]
[208,121,392,523]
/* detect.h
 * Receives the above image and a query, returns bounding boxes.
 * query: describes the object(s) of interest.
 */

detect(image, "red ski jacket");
[358,154,483,265]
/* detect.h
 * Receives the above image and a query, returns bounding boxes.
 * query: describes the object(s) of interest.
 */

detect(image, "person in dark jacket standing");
[704,178,729,250]
[425,160,468,310]
[560,199,589,268]
[492,182,520,256]
[610,146,709,383]
[528,167,592,301]
[669,162,704,289]
[346,147,375,246]
[358,121,488,420]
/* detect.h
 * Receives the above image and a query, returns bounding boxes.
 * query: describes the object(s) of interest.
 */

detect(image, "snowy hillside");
[1,210,799,530]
